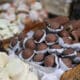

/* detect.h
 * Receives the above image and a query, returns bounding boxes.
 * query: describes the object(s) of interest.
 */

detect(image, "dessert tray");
[0,0,80,80]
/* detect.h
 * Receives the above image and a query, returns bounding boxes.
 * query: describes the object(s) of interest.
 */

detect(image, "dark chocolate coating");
[51,44,62,49]
[46,34,57,43]
[25,39,36,50]
[37,43,47,51]
[44,55,55,67]
[62,58,73,68]
[63,48,74,55]
[22,48,33,59]
[33,30,44,41]
[18,33,26,41]
[33,53,44,62]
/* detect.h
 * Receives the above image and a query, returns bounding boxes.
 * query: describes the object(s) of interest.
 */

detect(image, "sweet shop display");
[0,0,80,80]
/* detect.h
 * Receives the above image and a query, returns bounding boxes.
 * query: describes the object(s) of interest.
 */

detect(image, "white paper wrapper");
[34,30,46,44]
[41,74,59,80]
[48,48,64,55]
[34,48,48,54]
[71,43,80,51]
[58,37,72,48]
[59,58,71,71]
[45,35,59,46]
[30,54,59,73]
[31,60,44,65]
[73,57,80,63]
[19,52,35,62]
[47,26,64,33]
[62,51,77,58]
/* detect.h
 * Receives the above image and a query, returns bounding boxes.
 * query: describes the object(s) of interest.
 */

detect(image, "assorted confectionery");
[0,0,80,80]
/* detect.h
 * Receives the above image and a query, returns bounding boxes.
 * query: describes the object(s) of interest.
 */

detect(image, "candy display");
[0,0,80,80]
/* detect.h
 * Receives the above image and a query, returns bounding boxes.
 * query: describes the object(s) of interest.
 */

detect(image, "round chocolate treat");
[62,58,73,68]
[63,37,73,44]
[22,48,33,59]
[46,34,57,43]
[18,33,26,41]
[63,48,74,55]
[10,38,18,47]
[37,43,47,51]
[51,44,62,49]
[25,39,36,50]
[44,55,55,67]
[60,30,70,37]
[49,22,60,29]
[33,30,44,41]
[33,53,44,62]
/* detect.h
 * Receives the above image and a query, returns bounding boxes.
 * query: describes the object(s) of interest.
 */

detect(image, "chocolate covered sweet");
[37,43,47,51]
[10,38,18,47]
[33,30,44,41]
[63,37,73,44]
[62,58,73,68]
[25,39,36,50]
[60,30,70,37]
[51,44,62,49]
[63,48,74,55]
[33,53,44,62]
[22,48,33,59]
[18,33,26,41]
[44,55,55,67]
[46,34,57,43]
[47,21,60,29]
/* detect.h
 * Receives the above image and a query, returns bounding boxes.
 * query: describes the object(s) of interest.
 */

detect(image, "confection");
[25,39,36,50]
[44,55,55,67]
[51,44,62,49]
[37,43,47,51]
[33,53,44,62]
[63,48,74,55]
[33,30,44,41]
[22,49,33,59]
[46,34,57,43]
[61,58,73,68]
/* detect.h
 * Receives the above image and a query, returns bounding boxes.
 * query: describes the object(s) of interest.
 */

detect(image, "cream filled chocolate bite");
[61,58,73,68]
[33,53,44,62]
[63,48,74,55]
[44,55,55,67]
[37,43,47,51]
[25,39,36,50]
[46,34,57,44]
[22,48,33,59]
[33,30,44,42]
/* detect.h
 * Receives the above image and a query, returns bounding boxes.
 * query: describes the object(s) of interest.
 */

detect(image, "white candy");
[31,2,42,10]
[0,52,8,69]
[29,10,39,21]
[5,58,29,78]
